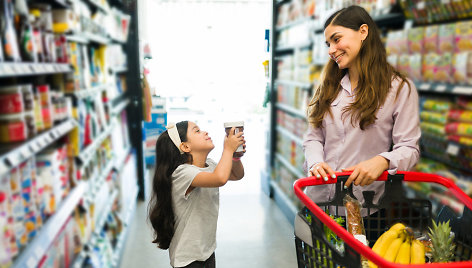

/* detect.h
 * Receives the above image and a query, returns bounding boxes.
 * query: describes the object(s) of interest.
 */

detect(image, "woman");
[303,5,421,207]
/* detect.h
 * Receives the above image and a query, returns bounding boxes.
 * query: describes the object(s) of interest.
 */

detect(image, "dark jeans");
[176,253,216,268]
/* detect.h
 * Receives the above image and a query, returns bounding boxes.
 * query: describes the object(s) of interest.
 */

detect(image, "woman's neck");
[348,68,359,90]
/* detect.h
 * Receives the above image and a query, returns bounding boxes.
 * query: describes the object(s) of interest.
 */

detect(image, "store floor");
[119,112,298,267]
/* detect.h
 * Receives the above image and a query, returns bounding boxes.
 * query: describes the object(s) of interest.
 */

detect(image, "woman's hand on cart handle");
[309,162,336,181]
[342,156,389,188]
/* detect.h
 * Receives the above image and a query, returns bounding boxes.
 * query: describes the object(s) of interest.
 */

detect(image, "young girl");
[148,120,245,268]
[303,5,421,206]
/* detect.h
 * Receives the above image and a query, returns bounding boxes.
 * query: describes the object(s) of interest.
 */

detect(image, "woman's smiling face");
[324,24,366,70]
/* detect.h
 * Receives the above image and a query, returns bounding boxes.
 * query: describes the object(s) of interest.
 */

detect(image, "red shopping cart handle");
[293,171,472,268]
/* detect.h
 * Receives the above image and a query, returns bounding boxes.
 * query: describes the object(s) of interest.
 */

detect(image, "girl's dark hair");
[308,5,410,130]
[148,121,191,249]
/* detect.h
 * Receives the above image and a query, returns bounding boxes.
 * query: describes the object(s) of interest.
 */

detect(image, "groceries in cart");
[294,172,472,268]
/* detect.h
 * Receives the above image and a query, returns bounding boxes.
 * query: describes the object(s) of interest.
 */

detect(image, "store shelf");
[275,41,312,53]
[69,84,110,99]
[114,146,131,173]
[110,66,128,74]
[88,157,116,200]
[83,0,109,14]
[0,63,72,78]
[270,180,298,226]
[111,187,138,267]
[275,0,290,6]
[275,153,305,179]
[77,122,116,166]
[72,189,119,268]
[275,80,312,89]
[112,98,130,115]
[12,182,87,268]
[415,82,472,96]
[276,126,303,146]
[276,16,314,31]
[0,118,77,178]
[275,103,306,119]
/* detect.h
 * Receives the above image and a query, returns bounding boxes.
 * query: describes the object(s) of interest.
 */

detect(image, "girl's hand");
[309,162,336,181]
[224,127,244,152]
[342,156,389,188]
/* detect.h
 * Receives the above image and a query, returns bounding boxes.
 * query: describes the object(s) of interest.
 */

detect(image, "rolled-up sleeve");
[379,81,421,174]
[303,125,326,174]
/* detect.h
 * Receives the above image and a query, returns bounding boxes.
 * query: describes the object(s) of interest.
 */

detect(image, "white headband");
[166,123,184,154]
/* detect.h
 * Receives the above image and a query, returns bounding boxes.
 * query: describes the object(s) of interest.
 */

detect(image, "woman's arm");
[303,125,326,173]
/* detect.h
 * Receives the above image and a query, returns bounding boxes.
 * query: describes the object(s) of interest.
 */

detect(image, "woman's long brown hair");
[308,6,411,130]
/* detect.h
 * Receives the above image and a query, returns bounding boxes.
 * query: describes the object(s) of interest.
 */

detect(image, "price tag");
[34,245,44,259]
[4,64,14,75]
[436,85,447,92]
[446,143,460,156]
[419,83,430,90]
[26,256,37,268]
[416,1,425,9]
[452,86,471,95]
[20,147,30,160]
[0,162,8,176]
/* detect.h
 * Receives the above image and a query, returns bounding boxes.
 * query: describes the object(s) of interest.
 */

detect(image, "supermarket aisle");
[120,113,298,267]
[119,194,297,268]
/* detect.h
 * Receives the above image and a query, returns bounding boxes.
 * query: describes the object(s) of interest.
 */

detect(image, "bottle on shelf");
[14,0,37,62]
[1,0,22,62]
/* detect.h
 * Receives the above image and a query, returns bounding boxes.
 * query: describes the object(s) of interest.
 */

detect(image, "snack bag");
[434,53,453,83]
[455,20,472,52]
[439,23,455,53]
[409,54,423,81]
[408,27,425,54]
[422,53,440,82]
[424,25,439,53]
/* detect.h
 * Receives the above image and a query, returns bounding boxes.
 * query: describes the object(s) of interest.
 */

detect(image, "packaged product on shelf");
[36,147,70,216]
[18,161,38,240]
[54,35,68,63]
[435,53,453,83]
[9,168,27,249]
[407,27,425,54]
[385,30,399,55]
[1,173,19,258]
[0,113,27,143]
[455,20,472,52]
[1,0,21,62]
[14,0,38,63]
[421,98,451,112]
[397,54,410,76]
[387,54,398,68]
[21,84,36,138]
[424,25,439,54]
[36,85,53,129]
[0,85,25,115]
[30,8,44,62]
[409,54,422,81]
[458,96,472,110]
[420,110,447,124]
[448,109,472,123]
[32,4,56,63]
[52,9,79,33]
[422,53,440,82]
[453,51,472,84]
[445,122,472,136]
[420,121,446,136]
[438,23,455,53]
[0,184,12,267]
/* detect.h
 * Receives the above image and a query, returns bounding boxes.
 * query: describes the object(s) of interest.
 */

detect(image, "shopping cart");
[293,171,472,268]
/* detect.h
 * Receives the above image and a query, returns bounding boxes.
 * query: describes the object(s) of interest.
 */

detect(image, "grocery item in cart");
[294,171,472,268]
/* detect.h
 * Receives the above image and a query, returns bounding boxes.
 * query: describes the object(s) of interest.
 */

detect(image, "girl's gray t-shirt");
[169,159,219,267]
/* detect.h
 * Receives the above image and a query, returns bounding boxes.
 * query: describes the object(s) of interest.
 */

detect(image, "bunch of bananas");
[368,223,425,267]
